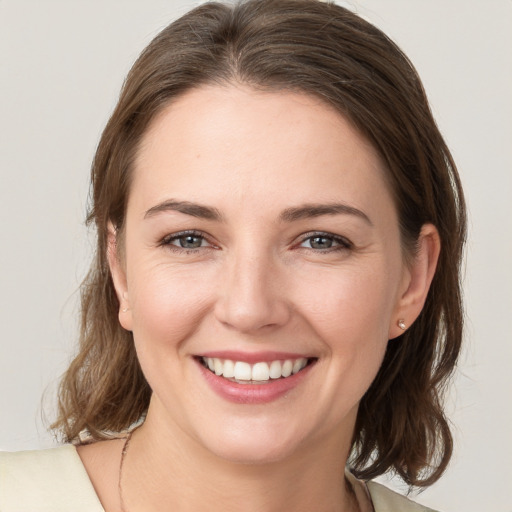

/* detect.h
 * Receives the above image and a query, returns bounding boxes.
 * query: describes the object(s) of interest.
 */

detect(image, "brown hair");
[52,0,466,487]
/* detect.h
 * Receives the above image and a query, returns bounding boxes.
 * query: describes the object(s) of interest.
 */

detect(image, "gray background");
[1,1,511,510]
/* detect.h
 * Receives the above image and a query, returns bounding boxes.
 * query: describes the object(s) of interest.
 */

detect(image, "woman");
[0,0,466,510]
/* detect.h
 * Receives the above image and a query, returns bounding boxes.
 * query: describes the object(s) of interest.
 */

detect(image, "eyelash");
[296,231,353,253]
[160,230,216,254]
[160,230,353,255]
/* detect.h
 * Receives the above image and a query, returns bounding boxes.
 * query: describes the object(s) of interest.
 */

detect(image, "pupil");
[181,235,201,248]
[311,236,332,249]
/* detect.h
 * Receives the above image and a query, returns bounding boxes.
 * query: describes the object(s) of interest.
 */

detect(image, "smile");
[201,357,311,383]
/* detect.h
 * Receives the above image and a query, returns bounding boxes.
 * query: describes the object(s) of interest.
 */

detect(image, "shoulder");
[367,480,439,512]
[346,469,440,512]
[0,445,104,511]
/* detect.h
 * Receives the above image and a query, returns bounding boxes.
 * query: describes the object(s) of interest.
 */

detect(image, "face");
[112,85,415,465]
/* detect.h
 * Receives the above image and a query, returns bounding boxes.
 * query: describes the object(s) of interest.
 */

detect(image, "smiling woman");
[0,1,466,511]
[108,86,418,472]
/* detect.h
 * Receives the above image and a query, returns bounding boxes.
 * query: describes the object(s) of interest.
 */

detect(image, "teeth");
[251,362,270,381]
[222,359,235,378]
[202,357,310,381]
[269,360,282,379]
[214,358,223,375]
[281,359,293,378]
[292,358,307,374]
[233,361,252,380]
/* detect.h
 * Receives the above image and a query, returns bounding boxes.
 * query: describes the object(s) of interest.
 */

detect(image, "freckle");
[196,153,201,159]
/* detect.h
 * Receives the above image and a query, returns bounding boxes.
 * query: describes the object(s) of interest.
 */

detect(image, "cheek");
[295,261,399,396]
[276,262,399,435]
[296,262,399,345]
[128,263,215,349]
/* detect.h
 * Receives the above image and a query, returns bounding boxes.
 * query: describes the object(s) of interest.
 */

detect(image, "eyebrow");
[280,203,373,225]
[144,200,223,221]
[144,199,372,226]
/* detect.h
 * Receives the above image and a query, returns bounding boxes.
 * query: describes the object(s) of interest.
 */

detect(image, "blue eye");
[175,234,205,249]
[300,233,351,251]
[162,231,210,251]
[307,235,334,249]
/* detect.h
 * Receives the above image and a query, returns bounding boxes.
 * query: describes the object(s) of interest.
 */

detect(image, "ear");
[107,222,133,331]
[389,223,440,339]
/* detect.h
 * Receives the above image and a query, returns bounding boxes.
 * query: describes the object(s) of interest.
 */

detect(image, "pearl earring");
[397,319,406,330]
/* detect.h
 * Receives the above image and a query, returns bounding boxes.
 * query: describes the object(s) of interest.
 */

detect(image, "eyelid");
[295,231,353,250]
[159,229,352,253]
[160,230,217,249]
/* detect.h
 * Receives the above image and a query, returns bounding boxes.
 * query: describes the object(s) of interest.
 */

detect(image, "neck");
[121,404,358,512]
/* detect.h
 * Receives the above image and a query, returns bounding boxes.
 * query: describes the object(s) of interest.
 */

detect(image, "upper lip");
[197,350,315,364]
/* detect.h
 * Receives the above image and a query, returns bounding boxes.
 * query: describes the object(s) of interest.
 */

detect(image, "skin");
[78,84,440,512]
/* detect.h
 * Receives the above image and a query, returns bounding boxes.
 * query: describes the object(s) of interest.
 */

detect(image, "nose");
[213,247,291,334]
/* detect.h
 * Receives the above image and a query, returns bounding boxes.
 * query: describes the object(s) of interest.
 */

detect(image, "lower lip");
[196,359,315,404]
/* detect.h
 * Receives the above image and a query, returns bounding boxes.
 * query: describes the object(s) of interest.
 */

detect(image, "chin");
[194,417,309,466]
[208,437,298,466]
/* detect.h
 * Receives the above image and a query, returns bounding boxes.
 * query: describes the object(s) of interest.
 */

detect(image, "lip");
[195,356,316,404]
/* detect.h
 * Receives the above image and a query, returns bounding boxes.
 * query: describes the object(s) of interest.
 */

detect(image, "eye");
[161,230,213,251]
[174,234,206,249]
[299,232,352,251]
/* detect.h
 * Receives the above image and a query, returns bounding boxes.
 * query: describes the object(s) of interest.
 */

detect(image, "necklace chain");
[118,428,137,512]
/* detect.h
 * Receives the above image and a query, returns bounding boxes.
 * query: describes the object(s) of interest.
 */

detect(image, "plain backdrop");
[1,1,511,511]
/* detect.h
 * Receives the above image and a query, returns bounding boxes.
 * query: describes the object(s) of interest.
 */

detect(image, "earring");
[397,319,406,331]
[122,307,129,313]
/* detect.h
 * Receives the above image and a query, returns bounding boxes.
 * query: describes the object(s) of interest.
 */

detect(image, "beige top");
[0,446,438,511]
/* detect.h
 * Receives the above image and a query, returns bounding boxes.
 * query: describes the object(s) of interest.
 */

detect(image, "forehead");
[131,84,394,220]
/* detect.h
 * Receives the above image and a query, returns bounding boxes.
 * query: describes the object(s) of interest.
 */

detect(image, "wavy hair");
[52,0,466,487]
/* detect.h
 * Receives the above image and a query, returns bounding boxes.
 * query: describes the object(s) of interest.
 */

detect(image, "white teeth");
[269,360,282,379]
[202,357,310,381]
[222,359,235,378]
[233,361,252,380]
[251,362,270,381]
[281,360,293,378]
[214,358,223,375]
[292,358,307,374]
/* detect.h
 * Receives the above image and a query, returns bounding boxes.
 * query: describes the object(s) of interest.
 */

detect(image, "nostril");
[214,297,291,334]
